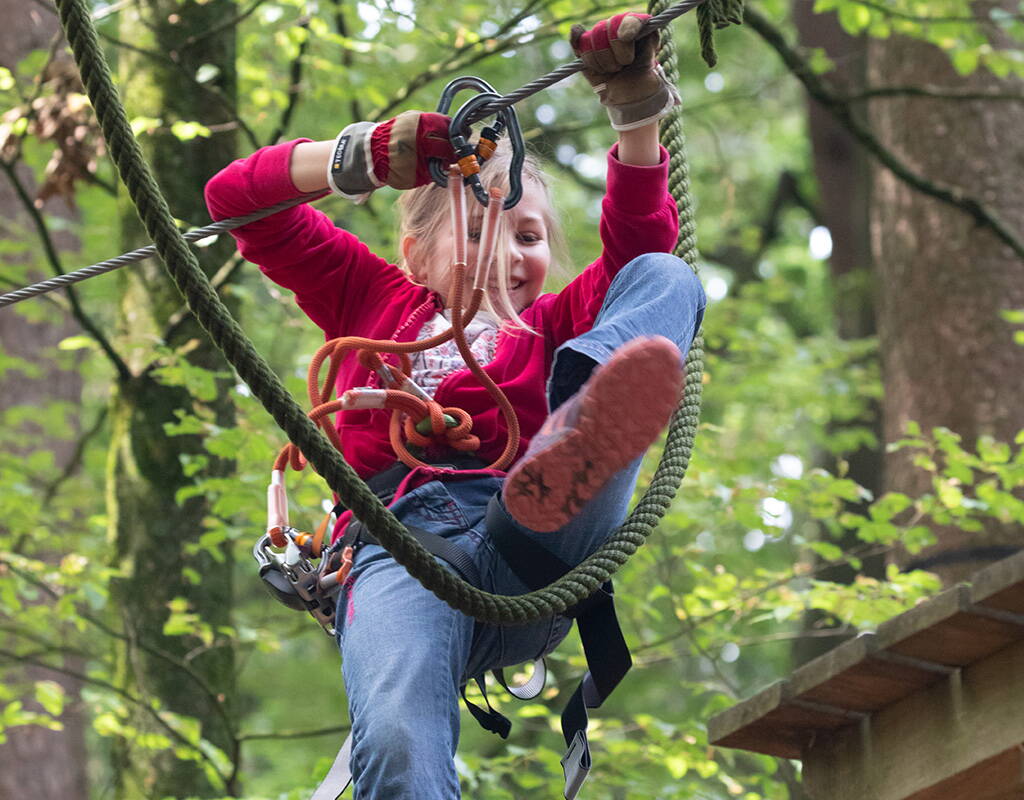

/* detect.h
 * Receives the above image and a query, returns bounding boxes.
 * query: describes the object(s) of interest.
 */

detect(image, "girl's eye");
[467,231,482,242]
[518,232,541,244]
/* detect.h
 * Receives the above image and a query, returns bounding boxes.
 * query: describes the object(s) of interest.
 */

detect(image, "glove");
[327,110,455,201]
[570,13,680,131]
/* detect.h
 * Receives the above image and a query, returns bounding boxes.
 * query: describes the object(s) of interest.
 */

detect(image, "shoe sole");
[504,336,683,532]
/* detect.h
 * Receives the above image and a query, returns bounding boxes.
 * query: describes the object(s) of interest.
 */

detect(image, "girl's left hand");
[570,12,680,131]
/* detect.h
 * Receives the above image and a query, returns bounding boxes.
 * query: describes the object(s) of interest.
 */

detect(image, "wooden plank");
[709,554,1024,767]
[971,550,1024,616]
[787,633,943,713]
[876,584,1024,666]
[802,637,1024,800]
[903,747,1024,800]
[707,681,851,759]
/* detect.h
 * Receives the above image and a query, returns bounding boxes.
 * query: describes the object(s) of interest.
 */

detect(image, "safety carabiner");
[428,76,525,210]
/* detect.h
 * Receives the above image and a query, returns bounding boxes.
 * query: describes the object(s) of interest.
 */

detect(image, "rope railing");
[49,0,732,624]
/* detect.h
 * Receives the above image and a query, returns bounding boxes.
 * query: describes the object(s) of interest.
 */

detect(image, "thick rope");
[55,0,722,624]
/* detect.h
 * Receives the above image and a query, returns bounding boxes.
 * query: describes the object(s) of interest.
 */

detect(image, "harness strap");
[309,732,353,800]
[461,677,512,738]
[485,494,632,800]
[344,519,482,588]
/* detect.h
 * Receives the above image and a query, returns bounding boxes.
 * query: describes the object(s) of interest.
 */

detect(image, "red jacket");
[204,139,677,483]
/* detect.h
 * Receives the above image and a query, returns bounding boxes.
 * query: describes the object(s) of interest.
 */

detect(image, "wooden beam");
[802,638,1024,800]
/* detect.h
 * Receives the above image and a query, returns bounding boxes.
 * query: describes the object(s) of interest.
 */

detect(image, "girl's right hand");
[328,111,455,200]
[570,13,680,131]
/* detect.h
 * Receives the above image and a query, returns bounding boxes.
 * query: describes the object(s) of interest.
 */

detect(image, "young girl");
[206,13,705,798]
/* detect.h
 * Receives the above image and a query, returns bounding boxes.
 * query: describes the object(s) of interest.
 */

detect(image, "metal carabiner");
[427,76,526,210]
[428,76,497,189]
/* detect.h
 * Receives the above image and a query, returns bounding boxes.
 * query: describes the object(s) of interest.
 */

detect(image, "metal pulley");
[253,529,341,636]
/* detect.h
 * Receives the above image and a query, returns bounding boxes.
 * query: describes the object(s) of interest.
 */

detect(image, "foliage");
[1,0,1022,798]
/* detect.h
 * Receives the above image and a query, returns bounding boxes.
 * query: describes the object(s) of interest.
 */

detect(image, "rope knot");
[405,403,480,452]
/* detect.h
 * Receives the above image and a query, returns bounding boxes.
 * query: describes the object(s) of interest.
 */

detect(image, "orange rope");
[273,180,522,483]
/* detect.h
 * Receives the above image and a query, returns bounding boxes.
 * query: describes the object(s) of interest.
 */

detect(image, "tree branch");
[238,723,350,742]
[0,159,132,381]
[182,0,272,49]
[846,84,1024,104]
[331,0,363,122]
[160,252,247,344]
[744,4,1024,261]
[0,646,230,787]
[851,0,1024,24]
[0,558,238,743]
[95,30,260,150]
[265,17,311,145]
[41,406,108,503]
[369,6,616,121]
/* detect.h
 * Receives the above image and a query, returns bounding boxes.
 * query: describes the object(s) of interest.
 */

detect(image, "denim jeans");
[335,254,706,799]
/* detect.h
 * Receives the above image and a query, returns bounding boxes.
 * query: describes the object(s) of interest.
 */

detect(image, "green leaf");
[837,3,871,34]
[170,120,212,141]
[57,335,97,351]
[808,541,842,561]
[935,479,964,509]
[807,48,835,75]
[951,48,980,75]
[34,681,65,716]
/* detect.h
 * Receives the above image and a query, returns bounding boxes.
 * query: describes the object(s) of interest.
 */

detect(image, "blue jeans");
[335,254,705,799]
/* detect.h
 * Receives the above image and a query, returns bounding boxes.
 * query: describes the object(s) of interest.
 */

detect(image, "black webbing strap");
[345,519,482,589]
[461,676,513,738]
[484,495,633,800]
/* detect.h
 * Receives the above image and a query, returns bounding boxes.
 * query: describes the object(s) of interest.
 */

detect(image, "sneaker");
[502,336,683,532]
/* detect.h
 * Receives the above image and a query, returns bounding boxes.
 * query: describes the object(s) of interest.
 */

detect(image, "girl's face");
[404,179,552,313]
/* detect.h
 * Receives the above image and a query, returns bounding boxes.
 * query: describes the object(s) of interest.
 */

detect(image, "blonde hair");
[397,144,566,331]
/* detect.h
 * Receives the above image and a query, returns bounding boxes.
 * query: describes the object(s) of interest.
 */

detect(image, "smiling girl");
[205,12,705,797]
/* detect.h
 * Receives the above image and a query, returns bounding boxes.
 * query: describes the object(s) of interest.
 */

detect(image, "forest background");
[0,0,1022,798]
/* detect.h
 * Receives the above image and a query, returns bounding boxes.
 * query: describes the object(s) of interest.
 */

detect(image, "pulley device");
[253,470,349,636]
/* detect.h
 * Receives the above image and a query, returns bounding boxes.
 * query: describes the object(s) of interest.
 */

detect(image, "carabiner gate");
[428,76,525,210]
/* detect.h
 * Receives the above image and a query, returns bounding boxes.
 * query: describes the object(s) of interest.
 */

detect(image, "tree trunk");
[791,1,884,666]
[0,4,88,797]
[868,2,1024,586]
[108,2,240,796]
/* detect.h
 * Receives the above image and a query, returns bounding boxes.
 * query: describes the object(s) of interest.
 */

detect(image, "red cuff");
[605,143,670,216]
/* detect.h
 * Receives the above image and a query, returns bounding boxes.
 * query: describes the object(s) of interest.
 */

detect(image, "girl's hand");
[570,12,680,131]
[328,111,455,200]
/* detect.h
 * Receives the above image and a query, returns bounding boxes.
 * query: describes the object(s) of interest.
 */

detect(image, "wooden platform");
[708,551,1024,800]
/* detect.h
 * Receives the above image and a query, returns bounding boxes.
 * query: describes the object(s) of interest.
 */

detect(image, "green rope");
[696,0,744,67]
[55,0,721,625]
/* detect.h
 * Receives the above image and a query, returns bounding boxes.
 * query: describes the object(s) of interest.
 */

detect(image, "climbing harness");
[251,144,629,799]
[43,0,738,794]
